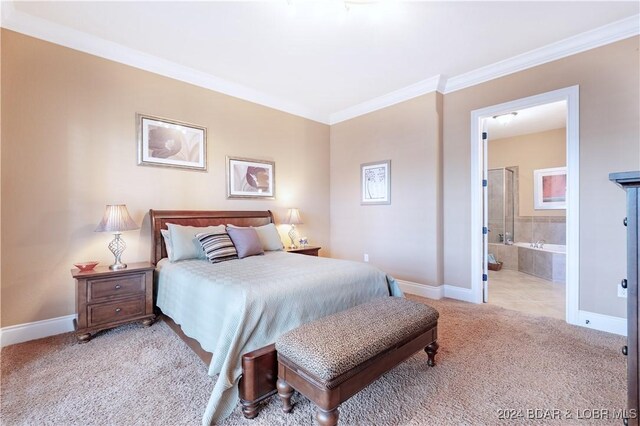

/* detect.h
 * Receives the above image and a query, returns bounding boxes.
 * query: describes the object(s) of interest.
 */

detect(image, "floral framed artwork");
[534,166,567,210]
[137,114,207,171]
[227,156,275,199]
[361,160,391,205]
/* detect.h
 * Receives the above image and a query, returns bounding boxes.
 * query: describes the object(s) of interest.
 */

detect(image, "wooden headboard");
[149,210,275,265]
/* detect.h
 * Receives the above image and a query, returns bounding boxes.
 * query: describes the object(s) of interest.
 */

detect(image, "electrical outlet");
[618,283,627,298]
[364,254,369,262]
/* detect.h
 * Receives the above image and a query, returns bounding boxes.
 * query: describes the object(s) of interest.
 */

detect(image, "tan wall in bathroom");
[488,128,566,217]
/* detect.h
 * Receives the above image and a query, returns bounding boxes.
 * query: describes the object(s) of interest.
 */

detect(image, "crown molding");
[329,75,444,125]
[444,14,640,94]
[0,1,329,124]
[1,1,638,125]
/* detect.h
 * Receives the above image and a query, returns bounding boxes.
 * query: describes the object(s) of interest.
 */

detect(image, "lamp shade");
[283,208,303,225]
[95,205,139,233]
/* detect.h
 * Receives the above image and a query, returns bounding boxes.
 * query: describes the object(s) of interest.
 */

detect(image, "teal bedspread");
[155,251,402,425]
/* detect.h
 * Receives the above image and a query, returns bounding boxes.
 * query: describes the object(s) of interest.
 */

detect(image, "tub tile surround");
[490,242,565,283]
[488,243,518,270]
[515,215,566,245]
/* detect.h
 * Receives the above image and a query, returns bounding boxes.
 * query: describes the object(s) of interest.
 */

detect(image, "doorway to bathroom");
[470,86,580,325]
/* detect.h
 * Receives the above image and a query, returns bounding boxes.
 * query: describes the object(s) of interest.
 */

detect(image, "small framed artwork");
[137,114,207,171]
[361,160,391,205]
[227,156,275,199]
[534,167,567,210]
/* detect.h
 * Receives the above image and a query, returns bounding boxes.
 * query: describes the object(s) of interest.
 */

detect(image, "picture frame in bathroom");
[533,167,567,210]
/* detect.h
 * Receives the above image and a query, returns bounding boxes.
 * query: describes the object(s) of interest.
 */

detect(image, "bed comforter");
[155,251,402,425]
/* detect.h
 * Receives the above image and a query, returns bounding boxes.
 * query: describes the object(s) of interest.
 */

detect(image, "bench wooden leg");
[316,407,339,426]
[425,341,439,367]
[276,378,294,413]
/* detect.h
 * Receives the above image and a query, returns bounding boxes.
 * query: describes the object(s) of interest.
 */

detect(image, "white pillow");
[160,229,173,260]
[167,223,226,262]
[227,223,284,251]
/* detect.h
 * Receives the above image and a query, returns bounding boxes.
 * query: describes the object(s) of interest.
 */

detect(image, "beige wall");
[0,30,330,327]
[443,37,639,318]
[489,128,566,217]
[2,29,638,328]
[330,93,443,286]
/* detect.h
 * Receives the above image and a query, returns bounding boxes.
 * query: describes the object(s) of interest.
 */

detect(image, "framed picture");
[534,167,567,210]
[361,160,391,205]
[137,114,207,171]
[227,156,275,199]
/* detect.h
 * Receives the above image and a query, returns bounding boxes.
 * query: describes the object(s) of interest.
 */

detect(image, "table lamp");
[95,204,139,270]
[283,208,303,249]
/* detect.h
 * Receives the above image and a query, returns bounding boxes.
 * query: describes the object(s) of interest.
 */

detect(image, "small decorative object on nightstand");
[71,262,155,342]
[286,246,321,257]
[282,208,303,249]
[95,204,139,270]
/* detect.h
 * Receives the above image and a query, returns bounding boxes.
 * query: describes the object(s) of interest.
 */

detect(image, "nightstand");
[71,262,156,342]
[286,246,321,256]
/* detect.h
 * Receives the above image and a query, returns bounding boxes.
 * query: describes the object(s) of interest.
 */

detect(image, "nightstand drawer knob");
[114,284,121,290]
[115,308,122,313]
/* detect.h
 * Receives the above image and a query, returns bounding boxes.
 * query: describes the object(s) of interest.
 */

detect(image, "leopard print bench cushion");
[275,297,438,383]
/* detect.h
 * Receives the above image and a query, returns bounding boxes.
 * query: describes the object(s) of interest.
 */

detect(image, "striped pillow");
[196,232,238,264]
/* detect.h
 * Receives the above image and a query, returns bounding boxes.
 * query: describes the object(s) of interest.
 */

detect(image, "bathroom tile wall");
[489,243,519,270]
[515,215,566,245]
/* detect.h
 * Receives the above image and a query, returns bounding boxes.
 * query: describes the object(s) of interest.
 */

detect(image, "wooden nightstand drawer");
[88,296,145,327]
[88,274,145,302]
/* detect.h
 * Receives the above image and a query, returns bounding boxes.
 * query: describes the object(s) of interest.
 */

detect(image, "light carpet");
[1,297,627,425]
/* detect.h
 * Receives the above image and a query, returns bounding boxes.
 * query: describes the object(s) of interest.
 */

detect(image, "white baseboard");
[443,285,480,303]
[577,310,627,336]
[396,279,444,300]
[0,314,77,347]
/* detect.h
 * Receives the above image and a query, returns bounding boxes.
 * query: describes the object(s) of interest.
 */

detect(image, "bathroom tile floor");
[488,269,565,320]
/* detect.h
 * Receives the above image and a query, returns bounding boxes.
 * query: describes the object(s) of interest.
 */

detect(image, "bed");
[149,210,402,425]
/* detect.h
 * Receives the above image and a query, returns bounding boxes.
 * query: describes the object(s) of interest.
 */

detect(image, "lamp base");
[288,225,298,249]
[108,233,128,271]
[109,263,128,270]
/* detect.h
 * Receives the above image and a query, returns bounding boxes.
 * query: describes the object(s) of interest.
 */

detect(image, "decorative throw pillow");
[196,232,238,264]
[227,223,284,251]
[254,223,284,251]
[167,223,226,262]
[160,229,173,260]
[226,227,265,259]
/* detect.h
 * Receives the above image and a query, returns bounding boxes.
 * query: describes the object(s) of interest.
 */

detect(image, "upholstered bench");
[275,297,439,426]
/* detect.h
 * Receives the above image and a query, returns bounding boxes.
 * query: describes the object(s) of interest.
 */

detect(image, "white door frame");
[470,85,580,325]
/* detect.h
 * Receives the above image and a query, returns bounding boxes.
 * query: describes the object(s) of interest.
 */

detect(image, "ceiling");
[487,101,567,140]
[3,1,639,123]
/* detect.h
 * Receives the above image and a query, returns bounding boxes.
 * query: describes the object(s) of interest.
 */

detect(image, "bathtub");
[513,242,566,283]
[513,242,566,254]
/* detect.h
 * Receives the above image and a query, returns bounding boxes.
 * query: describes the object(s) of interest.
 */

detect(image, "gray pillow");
[227,223,284,251]
[226,227,265,259]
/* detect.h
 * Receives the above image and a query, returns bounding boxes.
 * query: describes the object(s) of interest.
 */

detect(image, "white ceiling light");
[493,112,518,126]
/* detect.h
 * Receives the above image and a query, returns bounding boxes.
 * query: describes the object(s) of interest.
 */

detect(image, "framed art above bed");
[226,156,275,199]
[137,114,207,171]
